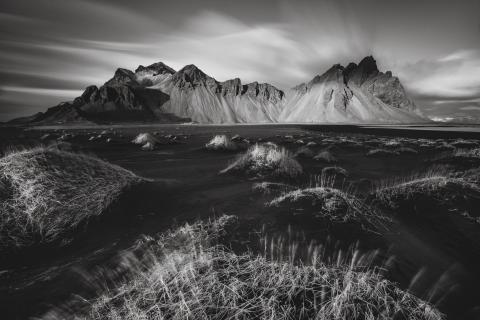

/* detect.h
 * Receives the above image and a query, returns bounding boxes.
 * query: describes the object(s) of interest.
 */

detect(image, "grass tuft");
[269,183,390,232]
[70,216,443,320]
[366,148,399,157]
[252,181,296,195]
[205,135,242,151]
[131,133,158,145]
[0,147,144,247]
[371,169,480,217]
[220,143,302,178]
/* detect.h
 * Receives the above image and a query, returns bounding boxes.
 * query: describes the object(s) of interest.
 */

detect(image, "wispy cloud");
[1,86,82,98]
[397,49,480,100]
[460,106,480,111]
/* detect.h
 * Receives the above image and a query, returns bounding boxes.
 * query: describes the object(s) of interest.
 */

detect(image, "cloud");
[0,86,82,98]
[460,106,480,111]
[396,49,480,100]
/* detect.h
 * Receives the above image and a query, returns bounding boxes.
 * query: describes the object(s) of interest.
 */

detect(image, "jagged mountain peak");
[301,56,382,89]
[358,55,378,69]
[170,64,217,89]
[308,64,346,87]
[178,64,206,76]
[105,68,138,86]
[135,62,176,75]
[346,55,379,85]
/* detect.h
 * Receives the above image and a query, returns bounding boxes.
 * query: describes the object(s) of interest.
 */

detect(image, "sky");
[0,0,479,122]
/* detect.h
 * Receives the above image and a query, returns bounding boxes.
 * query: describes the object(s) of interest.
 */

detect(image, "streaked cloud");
[398,49,480,100]
[1,86,82,98]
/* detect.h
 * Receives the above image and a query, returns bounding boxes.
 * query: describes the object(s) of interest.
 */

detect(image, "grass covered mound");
[370,171,480,221]
[269,186,389,232]
[0,147,144,248]
[131,133,158,145]
[366,148,399,157]
[132,133,159,150]
[252,181,296,195]
[77,216,442,320]
[220,143,302,178]
[205,135,244,151]
[432,148,480,169]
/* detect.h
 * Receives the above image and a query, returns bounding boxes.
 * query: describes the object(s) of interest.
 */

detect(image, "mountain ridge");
[14,56,427,124]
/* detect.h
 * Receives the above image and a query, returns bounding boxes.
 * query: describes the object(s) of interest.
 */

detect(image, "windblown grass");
[396,147,418,154]
[452,147,480,159]
[450,139,478,148]
[268,174,390,232]
[269,189,389,233]
[132,133,159,150]
[371,169,480,217]
[221,143,302,178]
[0,147,144,247]
[66,216,443,320]
[131,133,158,145]
[205,135,242,151]
[366,148,399,157]
[252,181,296,195]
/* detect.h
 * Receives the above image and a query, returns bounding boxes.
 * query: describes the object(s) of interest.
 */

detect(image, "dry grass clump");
[205,135,242,151]
[0,147,144,247]
[220,143,302,178]
[131,133,158,145]
[252,181,296,195]
[366,148,399,157]
[268,184,389,232]
[450,139,478,148]
[383,139,402,147]
[453,148,480,158]
[80,216,442,320]
[371,169,480,214]
[132,133,159,150]
[430,148,480,169]
[397,147,418,154]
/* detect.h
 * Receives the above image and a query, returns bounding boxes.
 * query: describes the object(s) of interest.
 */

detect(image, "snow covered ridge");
[17,56,427,124]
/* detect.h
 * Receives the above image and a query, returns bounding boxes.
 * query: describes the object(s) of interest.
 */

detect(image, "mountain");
[17,56,426,124]
[25,64,187,124]
[145,64,285,123]
[279,56,423,123]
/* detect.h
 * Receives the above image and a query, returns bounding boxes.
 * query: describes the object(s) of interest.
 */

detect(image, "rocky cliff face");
[23,56,425,124]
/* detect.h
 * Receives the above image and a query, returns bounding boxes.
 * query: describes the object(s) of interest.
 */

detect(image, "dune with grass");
[51,215,443,320]
[0,147,144,248]
[205,134,244,151]
[220,143,302,178]
[269,184,389,232]
[370,170,480,221]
